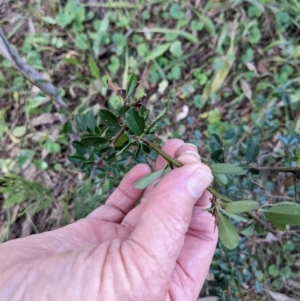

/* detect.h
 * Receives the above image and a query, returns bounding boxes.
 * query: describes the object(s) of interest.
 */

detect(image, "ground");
[0,0,300,300]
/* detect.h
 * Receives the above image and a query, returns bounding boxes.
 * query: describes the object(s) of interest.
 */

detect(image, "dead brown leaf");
[107,80,127,100]
[257,59,269,73]
[240,79,253,102]
[283,175,295,189]
[267,290,296,301]
[31,113,65,127]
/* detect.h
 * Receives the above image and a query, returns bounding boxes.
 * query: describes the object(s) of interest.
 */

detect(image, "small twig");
[142,139,182,168]
[249,211,278,236]
[245,176,266,191]
[0,117,19,148]
[264,194,295,201]
[294,178,298,202]
[95,126,126,167]
[255,166,300,173]
[99,172,109,189]
[143,138,232,202]
[208,186,233,203]
[0,28,71,113]
[99,125,109,136]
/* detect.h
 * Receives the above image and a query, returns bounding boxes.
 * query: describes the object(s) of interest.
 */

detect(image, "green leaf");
[68,155,86,164]
[240,222,256,235]
[143,28,199,44]
[225,200,258,214]
[112,33,126,48]
[170,41,183,57]
[4,192,27,208]
[63,120,73,134]
[210,149,223,161]
[43,16,57,24]
[44,140,61,153]
[82,161,96,166]
[114,133,128,147]
[106,150,116,162]
[137,43,148,56]
[145,107,167,134]
[55,9,73,27]
[88,56,101,79]
[118,106,129,117]
[134,168,164,189]
[246,142,260,163]
[108,56,120,74]
[139,105,149,121]
[93,14,109,56]
[75,33,89,50]
[17,149,34,166]
[194,11,216,36]
[81,135,108,147]
[267,214,286,231]
[144,43,171,62]
[280,266,292,278]
[213,174,228,186]
[72,141,90,154]
[210,163,243,175]
[75,114,87,131]
[96,146,110,155]
[63,57,81,65]
[223,128,235,140]
[218,214,239,249]
[255,223,265,235]
[125,107,145,136]
[109,95,124,112]
[127,73,138,98]
[242,48,254,63]
[84,111,96,132]
[99,110,120,126]
[222,212,250,222]
[35,159,48,171]
[169,3,184,19]
[263,202,300,225]
[268,264,280,277]
[211,133,222,148]
[116,141,134,156]
[134,142,142,161]
[12,126,26,137]
[213,58,225,71]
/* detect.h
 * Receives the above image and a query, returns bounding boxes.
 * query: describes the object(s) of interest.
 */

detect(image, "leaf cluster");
[70,74,166,177]
[0,175,54,215]
[70,74,300,251]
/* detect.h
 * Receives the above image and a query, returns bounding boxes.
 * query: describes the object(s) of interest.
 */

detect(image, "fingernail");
[183,143,198,151]
[181,151,201,160]
[186,168,213,199]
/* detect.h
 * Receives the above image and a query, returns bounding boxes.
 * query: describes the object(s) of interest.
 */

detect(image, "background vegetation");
[0,0,300,300]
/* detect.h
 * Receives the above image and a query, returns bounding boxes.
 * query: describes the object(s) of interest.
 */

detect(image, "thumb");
[127,163,213,273]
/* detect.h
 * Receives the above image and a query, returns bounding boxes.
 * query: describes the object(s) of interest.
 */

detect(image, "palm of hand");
[0,140,217,301]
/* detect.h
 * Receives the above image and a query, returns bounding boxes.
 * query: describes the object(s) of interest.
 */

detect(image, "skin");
[0,139,218,301]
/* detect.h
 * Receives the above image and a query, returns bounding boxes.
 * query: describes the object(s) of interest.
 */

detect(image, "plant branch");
[143,139,233,201]
[249,212,278,236]
[226,97,276,161]
[142,139,182,167]
[140,138,287,239]
[255,166,300,173]
[95,126,126,167]
[208,186,233,203]
[0,27,70,113]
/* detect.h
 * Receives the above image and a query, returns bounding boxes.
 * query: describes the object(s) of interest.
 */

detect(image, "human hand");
[0,139,217,301]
